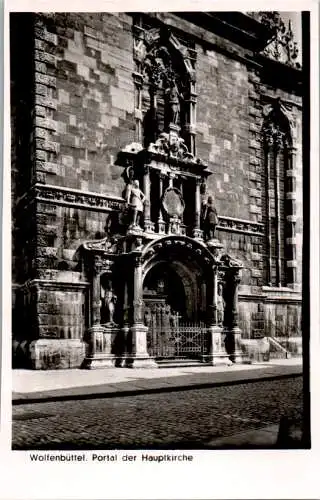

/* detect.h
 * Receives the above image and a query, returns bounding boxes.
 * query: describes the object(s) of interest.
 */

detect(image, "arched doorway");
[143,262,186,320]
[141,240,212,359]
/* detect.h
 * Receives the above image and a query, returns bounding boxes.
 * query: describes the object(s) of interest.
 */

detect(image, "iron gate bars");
[147,322,209,358]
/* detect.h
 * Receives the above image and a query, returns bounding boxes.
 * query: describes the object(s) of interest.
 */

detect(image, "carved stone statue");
[170,311,180,328]
[216,282,225,326]
[125,179,146,228]
[103,290,117,325]
[165,83,181,126]
[144,308,151,327]
[201,196,218,241]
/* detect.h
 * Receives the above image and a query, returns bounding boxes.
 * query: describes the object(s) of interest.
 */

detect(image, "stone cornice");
[16,183,125,213]
[167,12,273,53]
[138,12,302,90]
[15,184,264,236]
[217,216,264,236]
[137,12,263,72]
[239,292,302,304]
[14,278,90,291]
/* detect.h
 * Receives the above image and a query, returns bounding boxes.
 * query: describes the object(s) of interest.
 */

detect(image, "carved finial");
[258,12,301,69]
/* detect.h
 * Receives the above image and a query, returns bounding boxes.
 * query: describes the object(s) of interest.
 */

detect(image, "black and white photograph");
[9,8,311,452]
[2,3,319,497]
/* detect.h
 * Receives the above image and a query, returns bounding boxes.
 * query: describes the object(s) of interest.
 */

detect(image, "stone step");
[157,359,209,368]
[269,351,288,359]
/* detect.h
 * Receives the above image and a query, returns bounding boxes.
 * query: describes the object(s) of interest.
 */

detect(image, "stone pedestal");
[205,326,233,366]
[144,220,155,233]
[157,220,166,234]
[224,327,243,364]
[29,339,86,369]
[127,224,144,235]
[81,324,118,369]
[126,324,157,368]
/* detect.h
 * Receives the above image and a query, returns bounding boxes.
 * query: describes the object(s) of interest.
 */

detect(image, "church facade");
[11,12,305,369]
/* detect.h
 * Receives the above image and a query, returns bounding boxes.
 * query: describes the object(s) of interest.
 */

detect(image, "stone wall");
[11,12,304,367]
[238,298,301,339]
[34,202,111,273]
[32,12,134,196]
[197,49,252,221]
[12,11,303,289]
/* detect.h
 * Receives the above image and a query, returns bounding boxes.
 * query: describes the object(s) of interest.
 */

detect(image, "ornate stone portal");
[77,23,243,368]
[78,125,243,368]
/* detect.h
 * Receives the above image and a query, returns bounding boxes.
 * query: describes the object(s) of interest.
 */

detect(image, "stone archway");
[139,236,215,359]
[143,261,186,319]
[141,235,216,322]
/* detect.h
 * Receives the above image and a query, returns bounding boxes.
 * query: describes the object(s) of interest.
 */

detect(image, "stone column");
[206,267,232,366]
[91,257,103,326]
[82,257,117,369]
[115,276,129,368]
[274,139,282,287]
[142,165,154,232]
[133,72,143,143]
[132,20,144,143]
[157,173,166,234]
[264,141,273,286]
[230,271,241,329]
[184,80,197,156]
[126,255,157,367]
[286,146,298,289]
[224,269,242,363]
[179,176,187,235]
[192,177,203,239]
[168,172,174,188]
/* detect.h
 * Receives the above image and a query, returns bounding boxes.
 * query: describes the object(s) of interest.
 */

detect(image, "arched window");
[262,98,297,288]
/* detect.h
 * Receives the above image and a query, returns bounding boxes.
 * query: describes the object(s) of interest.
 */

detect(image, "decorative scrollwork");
[220,254,243,270]
[84,236,117,254]
[148,131,194,161]
[257,12,301,69]
[93,255,113,274]
[262,98,294,149]
[30,184,125,212]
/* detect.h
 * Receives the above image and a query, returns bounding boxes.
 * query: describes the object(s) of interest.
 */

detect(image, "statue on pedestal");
[125,179,146,229]
[102,290,117,325]
[201,195,218,241]
[165,82,182,126]
[216,282,225,326]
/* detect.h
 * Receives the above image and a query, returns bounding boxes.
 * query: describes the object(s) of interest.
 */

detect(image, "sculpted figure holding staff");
[125,179,146,228]
[201,195,218,241]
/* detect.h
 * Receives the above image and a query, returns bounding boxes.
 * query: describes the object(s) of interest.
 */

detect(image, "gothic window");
[262,99,297,288]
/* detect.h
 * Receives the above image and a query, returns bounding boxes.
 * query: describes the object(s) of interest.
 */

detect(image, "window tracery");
[262,98,297,288]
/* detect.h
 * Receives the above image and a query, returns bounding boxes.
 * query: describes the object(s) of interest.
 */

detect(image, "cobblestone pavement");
[12,376,303,450]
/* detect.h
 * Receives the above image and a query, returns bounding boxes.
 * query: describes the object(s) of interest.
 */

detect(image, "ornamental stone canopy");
[248,11,302,69]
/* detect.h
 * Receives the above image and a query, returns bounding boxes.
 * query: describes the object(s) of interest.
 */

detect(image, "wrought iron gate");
[147,322,209,359]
